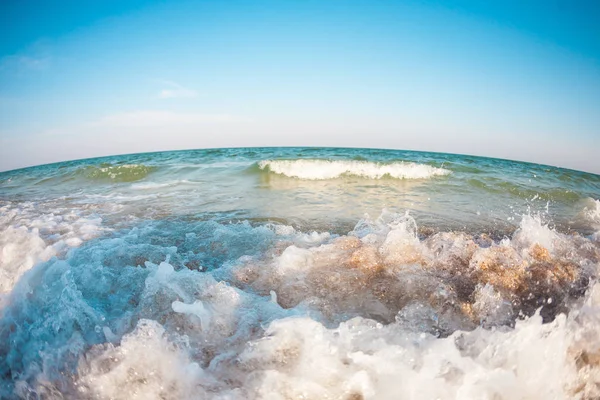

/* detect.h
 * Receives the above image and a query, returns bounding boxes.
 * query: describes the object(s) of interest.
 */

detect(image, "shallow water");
[0,147,599,399]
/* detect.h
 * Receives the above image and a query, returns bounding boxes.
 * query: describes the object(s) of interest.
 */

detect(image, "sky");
[0,0,599,173]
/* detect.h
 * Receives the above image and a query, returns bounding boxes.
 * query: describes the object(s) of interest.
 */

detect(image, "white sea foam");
[76,319,206,400]
[584,198,600,228]
[258,159,451,180]
[0,226,55,297]
[0,202,105,302]
[72,274,600,400]
[232,211,594,327]
[2,210,599,399]
[512,214,560,254]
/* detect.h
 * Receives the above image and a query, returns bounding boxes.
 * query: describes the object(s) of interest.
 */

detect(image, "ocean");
[0,147,599,399]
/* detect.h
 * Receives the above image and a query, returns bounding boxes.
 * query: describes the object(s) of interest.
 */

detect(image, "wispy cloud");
[91,110,242,127]
[0,40,52,74]
[0,109,254,171]
[156,80,198,99]
[36,109,250,138]
[0,55,49,72]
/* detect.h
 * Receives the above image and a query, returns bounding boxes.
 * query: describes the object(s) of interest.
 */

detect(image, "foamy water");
[0,201,105,306]
[0,147,599,399]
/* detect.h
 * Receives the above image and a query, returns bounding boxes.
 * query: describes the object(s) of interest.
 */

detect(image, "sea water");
[0,147,599,399]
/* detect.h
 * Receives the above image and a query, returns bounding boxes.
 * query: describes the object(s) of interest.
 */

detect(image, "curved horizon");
[1,1,599,175]
[2,145,599,177]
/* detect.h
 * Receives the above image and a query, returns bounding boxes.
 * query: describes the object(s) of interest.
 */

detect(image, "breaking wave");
[257,159,451,180]
[1,211,599,399]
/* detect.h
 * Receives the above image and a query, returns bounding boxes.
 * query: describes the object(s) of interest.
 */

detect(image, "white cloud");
[156,81,197,99]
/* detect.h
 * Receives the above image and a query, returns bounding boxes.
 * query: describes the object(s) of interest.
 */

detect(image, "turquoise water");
[1,147,599,399]
[1,147,598,233]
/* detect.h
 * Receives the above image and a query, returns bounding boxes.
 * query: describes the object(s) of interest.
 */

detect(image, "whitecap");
[258,159,451,180]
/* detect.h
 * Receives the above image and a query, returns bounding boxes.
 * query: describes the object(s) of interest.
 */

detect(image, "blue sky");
[1,0,599,173]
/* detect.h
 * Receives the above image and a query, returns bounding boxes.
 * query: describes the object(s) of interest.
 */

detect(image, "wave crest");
[257,159,451,180]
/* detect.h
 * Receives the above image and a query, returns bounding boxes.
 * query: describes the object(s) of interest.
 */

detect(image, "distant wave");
[78,164,155,182]
[257,159,451,180]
